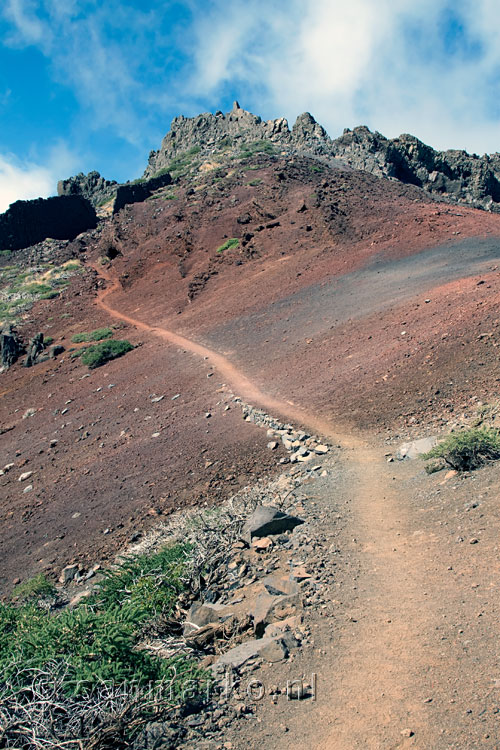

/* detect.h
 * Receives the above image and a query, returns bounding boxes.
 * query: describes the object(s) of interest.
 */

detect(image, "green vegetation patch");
[154,145,202,180]
[21,282,53,295]
[11,574,56,603]
[216,238,239,254]
[0,544,197,696]
[240,140,276,160]
[71,327,113,344]
[247,178,262,186]
[423,427,500,471]
[81,339,133,368]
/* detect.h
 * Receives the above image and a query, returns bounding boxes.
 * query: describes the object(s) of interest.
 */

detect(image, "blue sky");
[1,0,500,211]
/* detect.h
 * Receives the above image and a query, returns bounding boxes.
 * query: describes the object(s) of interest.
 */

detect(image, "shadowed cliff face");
[0,195,97,252]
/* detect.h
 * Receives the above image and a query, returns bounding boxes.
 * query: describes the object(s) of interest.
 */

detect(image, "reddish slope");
[1,154,500,593]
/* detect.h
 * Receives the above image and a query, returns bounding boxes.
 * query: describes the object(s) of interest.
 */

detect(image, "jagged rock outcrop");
[0,196,97,252]
[57,171,117,208]
[1,324,23,369]
[144,101,330,177]
[143,102,500,211]
[331,127,500,211]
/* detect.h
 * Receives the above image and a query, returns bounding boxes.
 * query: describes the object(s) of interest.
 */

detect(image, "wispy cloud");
[2,0,500,203]
[186,0,500,154]
[2,0,179,145]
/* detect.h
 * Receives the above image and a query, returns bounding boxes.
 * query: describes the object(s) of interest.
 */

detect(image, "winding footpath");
[94,267,499,749]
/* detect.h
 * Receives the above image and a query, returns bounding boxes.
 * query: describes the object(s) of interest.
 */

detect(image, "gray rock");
[58,171,117,208]
[396,436,438,460]
[59,564,79,584]
[242,506,304,540]
[212,635,289,671]
[184,601,233,635]
[314,444,329,455]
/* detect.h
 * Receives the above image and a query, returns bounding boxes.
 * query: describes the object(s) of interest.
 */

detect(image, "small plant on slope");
[423,427,500,471]
[71,327,113,343]
[216,238,239,254]
[81,339,133,368]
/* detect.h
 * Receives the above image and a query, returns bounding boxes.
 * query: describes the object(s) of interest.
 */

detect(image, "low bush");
[81,339,133,368]
[0,544,195,695]
[71,327,113,343]
[423,427,500,471]
[216,238,239,254]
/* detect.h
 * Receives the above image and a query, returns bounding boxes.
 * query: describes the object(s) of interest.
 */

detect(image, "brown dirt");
[2,154,500,747]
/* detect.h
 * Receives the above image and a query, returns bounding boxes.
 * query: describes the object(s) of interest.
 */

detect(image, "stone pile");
[236,398,331,464]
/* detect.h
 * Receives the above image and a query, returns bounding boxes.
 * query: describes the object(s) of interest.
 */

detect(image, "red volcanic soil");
[2,153,500,593]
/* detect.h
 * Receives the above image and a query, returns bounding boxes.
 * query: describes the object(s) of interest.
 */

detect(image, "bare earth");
[96,268,500,749]
[2,156,500,746]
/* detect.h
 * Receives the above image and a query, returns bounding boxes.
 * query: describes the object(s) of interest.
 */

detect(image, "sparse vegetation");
[423,427,500,471]
[22,282,53,295]
[0,261,81,323]
[0,544,206,747]
[81,339,133,368]
[247,178,262,186]
[11,574,56,603]
[216,238,239,254]
[71,327,113,344]
[154,145,202,180]
[240,140,276,160]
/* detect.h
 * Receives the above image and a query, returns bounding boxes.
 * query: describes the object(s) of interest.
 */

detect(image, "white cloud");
[0,156,52,212]
[186,0,500,155]
[0,143,78,213]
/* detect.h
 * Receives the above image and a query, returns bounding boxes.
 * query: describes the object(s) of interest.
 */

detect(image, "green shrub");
[71,327,113,343]
[81,339,133,368]
[423,427,500,471]
[216,238,239,254]
[0,544,197,695]
[247,178,262,186]
[11,574,56,603]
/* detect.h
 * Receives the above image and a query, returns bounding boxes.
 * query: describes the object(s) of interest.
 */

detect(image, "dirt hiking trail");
[95,268,500,749]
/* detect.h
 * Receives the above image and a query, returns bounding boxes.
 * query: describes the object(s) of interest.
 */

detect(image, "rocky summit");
[52,102,500,217]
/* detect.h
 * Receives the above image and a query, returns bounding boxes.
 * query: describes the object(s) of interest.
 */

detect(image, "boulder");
[1,324,23,369]
[59,564,79,584]
[49,344,65,358]
[242,505,304,540]
[212,635,289,671]
[24,333,44,367]
[396,436,438,460]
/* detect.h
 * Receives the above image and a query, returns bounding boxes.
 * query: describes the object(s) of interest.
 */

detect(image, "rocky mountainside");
[142,101,500,212]
[57,171,117,208]
[52,102,500,214]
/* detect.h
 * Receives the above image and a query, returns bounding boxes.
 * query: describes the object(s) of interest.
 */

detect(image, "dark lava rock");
[0,196,97,252]
[1,324,23,369]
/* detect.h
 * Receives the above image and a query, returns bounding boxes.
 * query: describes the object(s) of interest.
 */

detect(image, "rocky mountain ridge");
[57,102,500,214]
